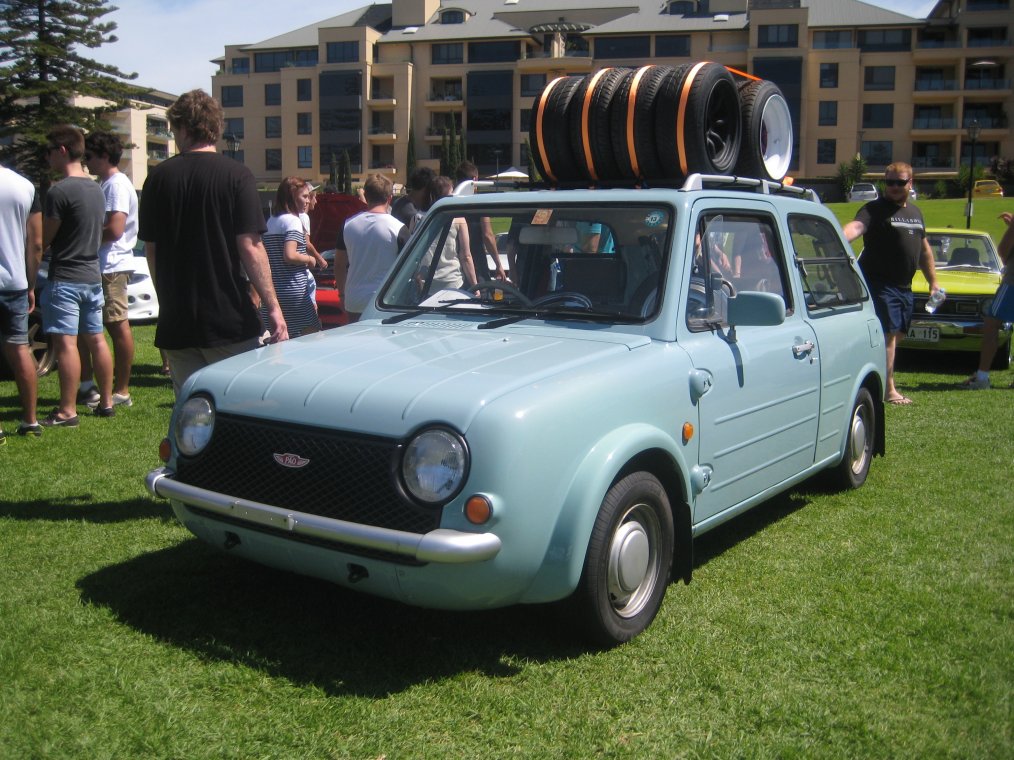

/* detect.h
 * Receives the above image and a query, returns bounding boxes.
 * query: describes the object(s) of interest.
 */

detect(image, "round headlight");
[981,297,993,317]
[175,396,215,457]
[402,428,468,504]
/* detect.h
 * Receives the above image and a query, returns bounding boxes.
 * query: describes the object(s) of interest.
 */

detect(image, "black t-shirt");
[139,152,267,349]
[390,195,418,227]
[44,177,105,284]
[855,199,926,288]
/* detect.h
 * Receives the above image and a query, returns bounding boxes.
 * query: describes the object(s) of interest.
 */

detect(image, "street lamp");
[224,132,241,161]
[965,120,980,229]
[493,148,502,183]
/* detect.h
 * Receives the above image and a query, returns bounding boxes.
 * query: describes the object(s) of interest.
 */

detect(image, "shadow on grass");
[0,495,174,523]
[692,489,810,569]
[77,539,589,696]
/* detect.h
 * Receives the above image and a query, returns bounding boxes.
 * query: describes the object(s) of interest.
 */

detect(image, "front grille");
[913,296,981,318]
[176,413,440,534]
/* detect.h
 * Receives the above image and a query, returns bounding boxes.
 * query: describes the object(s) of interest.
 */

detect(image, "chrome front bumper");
[145,467,501,564]
[906,316,1012,352]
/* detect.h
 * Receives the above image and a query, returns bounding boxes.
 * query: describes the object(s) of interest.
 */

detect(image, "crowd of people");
[2,89,1011,444]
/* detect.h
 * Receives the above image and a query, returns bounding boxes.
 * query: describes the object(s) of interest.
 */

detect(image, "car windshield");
[379,201,673,322]
[927,233,1002,272]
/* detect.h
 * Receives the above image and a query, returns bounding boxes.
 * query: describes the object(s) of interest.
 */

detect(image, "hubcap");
[759,94,792,180]
[849,405,870,475]
[606,504,661,618]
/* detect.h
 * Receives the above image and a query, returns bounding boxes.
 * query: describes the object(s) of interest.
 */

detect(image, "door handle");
[792,340,815,358]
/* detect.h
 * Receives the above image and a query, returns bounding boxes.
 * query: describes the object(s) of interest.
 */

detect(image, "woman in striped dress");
[261,177,321,337]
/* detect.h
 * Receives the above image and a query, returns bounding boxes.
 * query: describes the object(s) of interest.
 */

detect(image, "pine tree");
[440,129,450,176]
[448,117,460,174]
[0,0,146,189]
[340,149,353,194]
[406,120,417,179]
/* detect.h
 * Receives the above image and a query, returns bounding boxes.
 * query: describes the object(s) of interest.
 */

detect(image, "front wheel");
[829,388,876,490]
[571,472,673,646]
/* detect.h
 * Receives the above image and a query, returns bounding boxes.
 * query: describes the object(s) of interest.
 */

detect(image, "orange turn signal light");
[682,422,694,444]
[465,495,493,525]
[158,437,171,462]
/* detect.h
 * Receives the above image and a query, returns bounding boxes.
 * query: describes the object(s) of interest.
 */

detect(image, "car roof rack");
[680,173,821,203]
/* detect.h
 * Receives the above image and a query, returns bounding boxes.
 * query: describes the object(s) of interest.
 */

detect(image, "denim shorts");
[0,289,30,344]
[868,281,914,335]
[41,280,105,336]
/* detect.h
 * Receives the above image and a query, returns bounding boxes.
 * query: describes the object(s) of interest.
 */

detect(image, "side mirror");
[727,291,786,327]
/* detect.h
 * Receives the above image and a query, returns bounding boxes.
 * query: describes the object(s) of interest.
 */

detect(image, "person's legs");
[884,331,909,403]
[42,282,85,420]
[0,290,38,427]
[80,283,113,411]
[51,333,81,419]
[870,283,913,403]
[165,337,261,398]
[102,273,133,397]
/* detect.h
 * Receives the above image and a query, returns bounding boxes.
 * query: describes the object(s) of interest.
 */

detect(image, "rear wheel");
[27,313,55,377]
[571,472,673,645]
[829,388,876,490]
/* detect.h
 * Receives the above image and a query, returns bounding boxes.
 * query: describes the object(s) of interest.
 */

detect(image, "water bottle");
[925,289,946,314]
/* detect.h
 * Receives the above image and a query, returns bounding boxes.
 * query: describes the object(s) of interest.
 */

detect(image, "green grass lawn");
[2,201,1013,758]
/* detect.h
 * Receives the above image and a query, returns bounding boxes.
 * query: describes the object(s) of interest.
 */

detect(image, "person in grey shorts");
[0,165,44,441]
[40,124,115,426]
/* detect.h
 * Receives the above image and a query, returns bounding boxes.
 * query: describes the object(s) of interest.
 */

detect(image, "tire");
[828,388,876,490]
[571,471,674,645]
[735,79,793,181]
[568,67,626,182]
[530,75,585,183]
[610,65,673,181]
[991,337,1012,370]
[27,312,55,377]
[654,61,741,179]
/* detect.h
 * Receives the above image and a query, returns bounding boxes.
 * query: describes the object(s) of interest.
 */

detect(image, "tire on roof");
[530,75,585,183]
[610,65,674,182]
[735,78,793,182]
[568,66,628,183]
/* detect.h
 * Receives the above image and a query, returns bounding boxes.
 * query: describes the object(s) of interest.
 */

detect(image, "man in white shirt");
[82,132,138,408]
[336,174,404,321]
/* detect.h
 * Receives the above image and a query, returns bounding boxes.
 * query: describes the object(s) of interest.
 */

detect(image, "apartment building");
[210,0,1012,185]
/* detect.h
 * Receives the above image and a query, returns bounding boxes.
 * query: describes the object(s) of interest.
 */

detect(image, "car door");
[680,206,820,526]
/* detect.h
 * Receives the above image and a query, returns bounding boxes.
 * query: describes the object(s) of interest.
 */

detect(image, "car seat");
[949,247,979,266]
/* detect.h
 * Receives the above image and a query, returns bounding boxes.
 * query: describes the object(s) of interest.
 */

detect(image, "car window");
[927,232,1001,272]
[789,214,869,311]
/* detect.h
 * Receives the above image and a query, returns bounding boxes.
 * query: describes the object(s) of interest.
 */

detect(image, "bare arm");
[25,211,43,312]
[842,220,866,243]
[145,242,157,287]
[919,237,938,293]
[481,216,505,279]
[282,239,314,268]
[43,217,61,251]
[102,210,126,243]
[455,219,477,287]
[998,212,1014,263]
[237,233,288,344]
[334,248,350,298]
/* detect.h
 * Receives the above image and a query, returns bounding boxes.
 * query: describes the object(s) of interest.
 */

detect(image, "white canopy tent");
[487,167,529,180]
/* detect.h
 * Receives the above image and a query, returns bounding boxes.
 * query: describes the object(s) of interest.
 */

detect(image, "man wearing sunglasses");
[843,162,938,406]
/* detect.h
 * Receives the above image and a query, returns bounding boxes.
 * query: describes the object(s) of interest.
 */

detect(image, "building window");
[265,116,282,138]
[468,41,519,63]
[817,139,836,164]
[595,36,650,59]
[665,0,696,13]
[862,103,894,129]
[297,112,312,135]
[265,83,281,106]
[864,66,895,91]
[861,140,893,165]
[441,10,464,23]
[297,146,312,169]
[231,57,249,74]
[220,85,243,107]
[818,101,837,126]
[520,74,546,97]
[758,24,798,48]
[813,31,851,49]
[223,117,244,139]
[656,34,691,57]
[326,41,360,63]
[819,63,838,88]
[857,29,911,52]
[297,79,311,102]
[265,149,282,171]
[254,49,318,73]
[432,43,464,65]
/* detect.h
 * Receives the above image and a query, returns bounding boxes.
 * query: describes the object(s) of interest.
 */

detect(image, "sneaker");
[93,405,116,418]
[961,375,991,390]
[16,422,42,437]
[76,386,100,405]
[40,409,79,427]
[0,429,6,446]
[87,392,132,409]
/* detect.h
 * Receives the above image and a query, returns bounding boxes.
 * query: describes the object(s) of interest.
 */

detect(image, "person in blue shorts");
[963,211,1014,389]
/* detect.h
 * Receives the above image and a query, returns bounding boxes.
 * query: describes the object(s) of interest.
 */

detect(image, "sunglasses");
[885,179,910,187]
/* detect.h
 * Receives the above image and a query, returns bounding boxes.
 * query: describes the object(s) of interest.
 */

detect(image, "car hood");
[913,269,1002,295]
[186,321,652,437]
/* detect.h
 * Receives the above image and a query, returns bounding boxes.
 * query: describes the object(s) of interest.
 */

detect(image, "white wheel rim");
[606,503,662,618]
[759,93,793,180]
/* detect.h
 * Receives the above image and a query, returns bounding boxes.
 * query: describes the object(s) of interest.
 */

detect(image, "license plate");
[908,326,939,342]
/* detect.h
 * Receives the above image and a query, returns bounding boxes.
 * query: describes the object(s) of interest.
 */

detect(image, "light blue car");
[146,175,886,645]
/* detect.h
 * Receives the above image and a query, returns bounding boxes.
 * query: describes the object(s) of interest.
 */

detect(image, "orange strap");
[581,68,610,181]
[725,66,760,81]
[535,77,565,182]
[676,61,708,177]
[625,66,652,179]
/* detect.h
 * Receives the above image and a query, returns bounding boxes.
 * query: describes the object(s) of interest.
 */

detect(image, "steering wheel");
[532,291,595,310]
[473,279,534,307]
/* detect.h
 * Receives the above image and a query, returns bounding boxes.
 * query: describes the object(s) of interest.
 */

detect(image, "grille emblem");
[273,452,310,468]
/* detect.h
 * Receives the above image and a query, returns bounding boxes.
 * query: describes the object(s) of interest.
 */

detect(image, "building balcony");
[911,156,955,168]
[367,127,397,143]
[964,78,1012,92]
[912,117,958,130]
[147,150,169,162]
[962,116,1009,129]
[367,95,397,109]
[516,54,593,73]
[146,125,171,139]
[426,93,463,109]
[914,79,959,91]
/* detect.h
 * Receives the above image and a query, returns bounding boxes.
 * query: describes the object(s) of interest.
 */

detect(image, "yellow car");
[972,179,1003,198]
[907,228,1012,368]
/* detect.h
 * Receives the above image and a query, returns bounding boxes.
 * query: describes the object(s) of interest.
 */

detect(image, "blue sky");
[94,0,941,96]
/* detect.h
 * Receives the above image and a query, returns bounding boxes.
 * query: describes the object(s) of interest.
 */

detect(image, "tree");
[440,129,450,176]
[339,149,352,194]
[406,120,417,179]
[0,0,146,189]
[836,154,868,199]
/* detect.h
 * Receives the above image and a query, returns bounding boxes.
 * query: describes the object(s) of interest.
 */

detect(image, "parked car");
[848,182,879,202]
[311,249,350,329]
[146,175,886,645]
[972,179,1003,198]
[904,228,1012,368]
[127,241,159,322]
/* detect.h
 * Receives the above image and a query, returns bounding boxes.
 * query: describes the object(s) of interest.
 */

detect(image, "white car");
[126,248,159,322]
[848,182,879,202]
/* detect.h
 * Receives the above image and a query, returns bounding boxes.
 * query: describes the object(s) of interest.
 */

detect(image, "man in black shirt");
[843,162,939,405]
